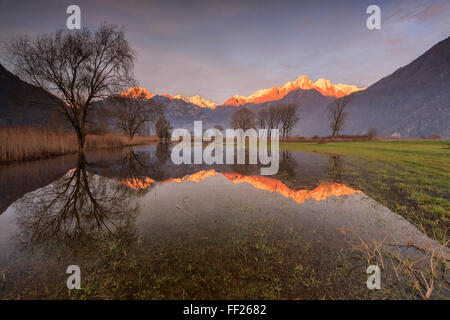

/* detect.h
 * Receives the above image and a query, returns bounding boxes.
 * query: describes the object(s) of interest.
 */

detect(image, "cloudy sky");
[0,0,449,104]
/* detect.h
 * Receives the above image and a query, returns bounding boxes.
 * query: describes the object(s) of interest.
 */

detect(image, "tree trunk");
[332,126,337,138]
[76,128,86,152]
[77,151,86,170]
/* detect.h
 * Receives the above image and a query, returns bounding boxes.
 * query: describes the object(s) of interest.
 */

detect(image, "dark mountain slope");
[0,63,67,128]
[343,36,450,138]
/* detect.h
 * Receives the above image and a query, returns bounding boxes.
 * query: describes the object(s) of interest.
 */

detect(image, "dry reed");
[0,127,159,162]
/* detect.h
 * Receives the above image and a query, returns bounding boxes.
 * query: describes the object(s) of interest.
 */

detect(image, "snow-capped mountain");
[119,87,217,109]
[119,75,364,110]
[222,75,366,107]
[119,87,153,99]
[173,95,217,109]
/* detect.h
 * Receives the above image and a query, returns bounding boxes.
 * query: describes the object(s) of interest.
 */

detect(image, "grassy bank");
[281,140,450,241]
[283,135,375,142]
[0,127,159,162]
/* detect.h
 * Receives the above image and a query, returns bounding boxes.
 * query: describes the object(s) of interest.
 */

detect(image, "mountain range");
[222,76,365,107]
[120,36,449,138]
[163,36,449,138]
[0,36,448,138]
[119,86,218,109]
[120,75,365,109]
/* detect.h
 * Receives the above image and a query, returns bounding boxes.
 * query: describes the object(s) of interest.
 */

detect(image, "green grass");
[280,140,450,242]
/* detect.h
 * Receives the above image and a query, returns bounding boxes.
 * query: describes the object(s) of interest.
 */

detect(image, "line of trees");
[230,103,300,139]
[229,96,380,139]
[228,96,380,139]
[277,104,299,139]
[230,108,256,131]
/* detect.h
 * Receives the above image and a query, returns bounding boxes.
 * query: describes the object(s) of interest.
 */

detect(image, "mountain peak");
[119,87,153,99]
[188,95,217,109]
[119,88,217,109]
[172,94,217,109]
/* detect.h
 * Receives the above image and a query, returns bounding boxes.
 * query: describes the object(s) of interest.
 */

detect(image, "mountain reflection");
[119,169,360,203]
[116,144,356,203]
[8,145,350,248]
[14,152,138,248]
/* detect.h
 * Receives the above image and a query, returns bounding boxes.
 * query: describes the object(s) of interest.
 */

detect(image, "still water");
[0,144,447,299]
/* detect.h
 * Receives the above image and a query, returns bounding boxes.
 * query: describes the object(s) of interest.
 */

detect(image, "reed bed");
[0,127,159,162]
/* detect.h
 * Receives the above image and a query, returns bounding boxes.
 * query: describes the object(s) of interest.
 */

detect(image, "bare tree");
[108,96,149,139]
[155,114,172,143]
[367,126,378,139]
[257,109,268,130]
[107,91,162,139]
[6,23,135,150]
[231,108,255,131]
[267,105,281,137]
[278,103,300,139]
[328,96,351,137]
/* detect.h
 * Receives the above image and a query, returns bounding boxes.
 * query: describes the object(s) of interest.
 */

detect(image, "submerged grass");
[0,127,159,162]
[0,206,417,300]
[280,140,450,242]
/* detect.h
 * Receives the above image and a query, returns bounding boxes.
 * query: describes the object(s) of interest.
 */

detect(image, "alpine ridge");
[222,75,366,107]
[119,87,217,109]
[119,75,364,110]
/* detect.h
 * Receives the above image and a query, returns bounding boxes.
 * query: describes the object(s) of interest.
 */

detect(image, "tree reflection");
[151,142,171,180]
[279,150,297,176]
[115,143,171,183]
[329,155,343,183]
[117,147,153,179]
[155,142,171,164]
[14,152,138,248]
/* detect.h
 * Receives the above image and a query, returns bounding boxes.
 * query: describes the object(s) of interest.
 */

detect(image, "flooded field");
[0,143,448,299]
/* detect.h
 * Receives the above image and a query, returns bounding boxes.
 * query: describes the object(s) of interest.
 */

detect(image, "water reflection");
[0,144,447,299]
[0,154,78,214]
[329,156,343,183]
[279,150,297,177]
[103,144,343,189]
[13,152,138,248]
